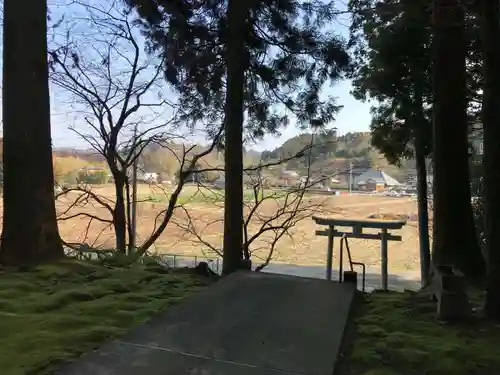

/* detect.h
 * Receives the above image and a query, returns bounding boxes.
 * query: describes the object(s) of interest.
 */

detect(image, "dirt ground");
[42,184,423,274]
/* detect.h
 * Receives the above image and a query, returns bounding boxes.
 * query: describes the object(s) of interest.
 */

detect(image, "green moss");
[0,258,212,375]
[340,291,500,375]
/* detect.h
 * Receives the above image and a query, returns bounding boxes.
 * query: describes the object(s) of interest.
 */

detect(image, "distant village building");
[279,169,299,186]
[405,174,433,192]
[282,170,299,178]
[354,169,400,192]
[330,177,340,184]
[337,166,369,186]
[141,172,159,183]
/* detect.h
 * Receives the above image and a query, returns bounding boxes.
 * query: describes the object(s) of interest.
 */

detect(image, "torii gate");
[313,216,407,291]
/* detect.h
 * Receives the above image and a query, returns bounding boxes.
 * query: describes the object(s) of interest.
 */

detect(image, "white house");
[330,177,340,184]
[282,170,299,178]
[141,172,159,183]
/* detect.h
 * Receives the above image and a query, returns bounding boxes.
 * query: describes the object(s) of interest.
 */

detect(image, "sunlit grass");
[142,186,290,204]
[0,258,213,375]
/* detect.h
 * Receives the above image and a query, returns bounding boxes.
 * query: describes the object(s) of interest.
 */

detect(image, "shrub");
[62,171,79,185]
[78,170,109,185]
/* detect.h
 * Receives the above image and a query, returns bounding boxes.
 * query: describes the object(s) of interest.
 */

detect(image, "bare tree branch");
[171,135,342,270]
[49,0,183,253]
[136,125,225,255]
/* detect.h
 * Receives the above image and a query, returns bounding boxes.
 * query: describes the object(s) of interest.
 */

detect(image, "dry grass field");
[1,184,423,274]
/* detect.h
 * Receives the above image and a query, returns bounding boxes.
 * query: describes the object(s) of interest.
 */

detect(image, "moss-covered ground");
[0,259,213,375]
[337,290,500,375]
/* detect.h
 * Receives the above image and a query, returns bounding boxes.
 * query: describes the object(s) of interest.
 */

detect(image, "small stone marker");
[432,265,470,320]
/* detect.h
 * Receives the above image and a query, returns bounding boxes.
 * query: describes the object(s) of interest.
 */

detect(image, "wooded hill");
[22,130,416,186]
[260,130,414,181]
[46,131,414,183]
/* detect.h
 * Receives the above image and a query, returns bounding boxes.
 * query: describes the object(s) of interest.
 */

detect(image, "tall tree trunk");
[431,0,485,280]
[415,145,431,285]
[113,176,127,254]
[125,176,134,254]
[480,0,500,317]
[222,0,248,275]
[412,85,432,286]
[0,0,63,265]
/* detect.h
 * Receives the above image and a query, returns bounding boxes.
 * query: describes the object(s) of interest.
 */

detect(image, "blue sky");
[255,80,372,151]
[2,0,373,152]
[50,79,372,152]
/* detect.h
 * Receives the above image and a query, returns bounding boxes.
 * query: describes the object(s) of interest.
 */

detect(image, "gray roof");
[354,169,400,186]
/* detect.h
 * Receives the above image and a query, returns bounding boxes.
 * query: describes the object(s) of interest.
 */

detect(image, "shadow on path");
[55,272,356,375]
[154,254,421,292]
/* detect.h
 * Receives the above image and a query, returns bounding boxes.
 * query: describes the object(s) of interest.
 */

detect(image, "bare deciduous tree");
[50,0,222,255]
[173,139,337,271]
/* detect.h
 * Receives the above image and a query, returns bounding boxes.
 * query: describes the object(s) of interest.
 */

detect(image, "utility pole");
[350,161,353,194]
[130,125,138,254]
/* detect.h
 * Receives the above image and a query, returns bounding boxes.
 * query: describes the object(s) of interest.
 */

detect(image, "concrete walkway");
[55,272,356,375]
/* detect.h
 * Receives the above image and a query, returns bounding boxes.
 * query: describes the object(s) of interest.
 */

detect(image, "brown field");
[39,184,422,275]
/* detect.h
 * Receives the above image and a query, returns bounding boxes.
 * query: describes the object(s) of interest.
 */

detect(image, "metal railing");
[64,245,222,274]
[339,234,366,292]
[156,254,221,274]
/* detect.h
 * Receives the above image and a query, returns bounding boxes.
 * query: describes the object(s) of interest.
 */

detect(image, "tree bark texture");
[0,0,64,265]
[480,0,500,317]
[431,0,485,279]
[222,0,248,275]
[113,176,127,254]
[415,146,431,285]
[412,84,432,286]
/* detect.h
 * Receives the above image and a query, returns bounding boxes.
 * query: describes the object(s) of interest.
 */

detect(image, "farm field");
[2,184,423,274]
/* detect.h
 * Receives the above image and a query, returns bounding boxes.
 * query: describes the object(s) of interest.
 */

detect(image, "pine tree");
[480,0,500,317]
[124,0,350,274]
[351,0,485,281]
[432,0,485,279]
[349,0,434,284]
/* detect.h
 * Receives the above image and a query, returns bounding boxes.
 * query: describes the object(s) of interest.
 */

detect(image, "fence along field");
[13,183,423,275]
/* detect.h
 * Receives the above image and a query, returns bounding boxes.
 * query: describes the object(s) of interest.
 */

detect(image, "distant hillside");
[53,148,106,163]
[0,141,104,164]
[261,131,371,161]
[16,131,414,184]
[260,131,414,181]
